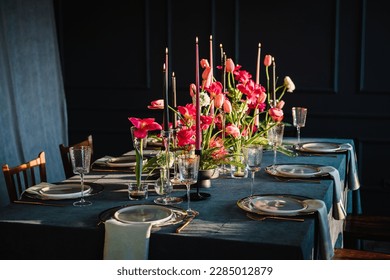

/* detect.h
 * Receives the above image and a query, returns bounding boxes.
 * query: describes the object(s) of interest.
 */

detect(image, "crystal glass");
[292,107,307,147]
[242,144,263,197]
[69,146,92,206]
[177,153,200,215]
[154,167,183,205]
[267,123,285,173]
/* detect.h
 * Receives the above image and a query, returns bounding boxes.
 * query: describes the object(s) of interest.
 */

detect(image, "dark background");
[53,0,390,214]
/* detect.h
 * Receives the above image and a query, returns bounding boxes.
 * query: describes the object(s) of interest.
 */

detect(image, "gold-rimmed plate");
[298,142,342,153]
[237,194,314,217]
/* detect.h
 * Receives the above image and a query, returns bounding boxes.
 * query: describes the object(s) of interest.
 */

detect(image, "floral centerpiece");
[130,42,295,175]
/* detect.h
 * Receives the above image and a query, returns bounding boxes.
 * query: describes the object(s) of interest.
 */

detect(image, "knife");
[176,212,198,233]
[13,200,67,207]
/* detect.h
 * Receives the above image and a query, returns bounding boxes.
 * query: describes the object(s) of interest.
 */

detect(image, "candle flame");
[163,63,166,71]
[165,47,168,54]
[196,37,198,43]
[210,35,212,40]
[258,42,261,48]
[172,72,175,77]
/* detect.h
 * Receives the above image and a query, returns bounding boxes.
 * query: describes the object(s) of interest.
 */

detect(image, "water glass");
[292,107,307,147]
[128,182,148,200]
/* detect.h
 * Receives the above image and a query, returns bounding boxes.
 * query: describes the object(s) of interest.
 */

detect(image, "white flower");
[193,91,211,107]
[284,76,295,92]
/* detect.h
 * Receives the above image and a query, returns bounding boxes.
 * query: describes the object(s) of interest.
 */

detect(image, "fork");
[246,213,304,222]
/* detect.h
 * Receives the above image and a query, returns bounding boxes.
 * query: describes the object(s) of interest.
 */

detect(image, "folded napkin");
[103,219,152,260]
[25,182,58,195]
[320,166,346,220]
[303,199,334,260]
[341,143,361,191]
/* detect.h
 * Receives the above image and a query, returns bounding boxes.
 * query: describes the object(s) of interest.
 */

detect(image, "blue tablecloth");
[0,138,360,260]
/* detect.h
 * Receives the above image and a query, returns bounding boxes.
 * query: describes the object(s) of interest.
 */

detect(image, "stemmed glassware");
[292,107,307,148]
[177,153,200,215]
[154,129,183,205]
[69,146,92,206]
[267,123,285,173]
[242,144,263,197]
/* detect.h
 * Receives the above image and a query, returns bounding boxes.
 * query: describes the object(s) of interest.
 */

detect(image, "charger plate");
[298,142,342,153]
[237,194,314,217]
[99,204,187,227]
[23,182,104,200]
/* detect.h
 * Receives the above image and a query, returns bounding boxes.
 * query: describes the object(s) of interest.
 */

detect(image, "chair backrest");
[2,151,47,202]
[59,135,93,178]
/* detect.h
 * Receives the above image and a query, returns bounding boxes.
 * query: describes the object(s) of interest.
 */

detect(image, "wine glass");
[267,123,285,173]
[154,167,183,205]
[69,146,92,206]
[177,153,200,215]
[292,107,307,148]
[242,144,263,197]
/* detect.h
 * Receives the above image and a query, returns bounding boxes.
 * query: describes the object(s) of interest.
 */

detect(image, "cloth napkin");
[341,143,361,191]
[303,199,334,260]
[320,166,346,220]
[103,219,152,260]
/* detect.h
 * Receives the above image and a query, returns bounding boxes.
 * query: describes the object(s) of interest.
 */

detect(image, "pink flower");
[226,58,235,73]
[225,124,241,138]
[200,115,213,130]
[200,59,209,68]
[147,99,164,109]
[202,66,212,88]
[264,55,272,67]
[189,83,197,97]
[177,128,196,146]
[214,93,225,108]
[234,69,252,85]
[206,81,223,99]
[178,104,196,124]
[128,117,162,138]
[276,100,285,109]
[223,99,232,113]
[268,108,284,122]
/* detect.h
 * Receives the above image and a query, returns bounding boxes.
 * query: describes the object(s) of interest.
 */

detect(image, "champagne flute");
[177,153,200,215]
[242,144,263,197]
[267,123,285,173]
[292,107,307,148]
[69,146,92,206]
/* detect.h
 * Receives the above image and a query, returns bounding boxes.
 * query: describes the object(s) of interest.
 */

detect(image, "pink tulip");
[268,108,284,122]
[276,100,285,109]
[202,66,212,88]
[200,59,209,68]
[223,99,232,113]
[214,93,225,108]
[264,55,272,67]
[226,58,235,73]
[147,99,164,109]
[225,124,240,138]
[128,117,162,139]
[258,91,267,104]
[189,83,197,97]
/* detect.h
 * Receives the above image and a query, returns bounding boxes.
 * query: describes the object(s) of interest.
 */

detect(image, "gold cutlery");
[246,213,304,222]
[176,211,199,233]
[274,177,321,183]
[14,200,67,207]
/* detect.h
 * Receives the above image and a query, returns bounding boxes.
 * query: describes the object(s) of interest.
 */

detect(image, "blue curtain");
[0,0,68,206]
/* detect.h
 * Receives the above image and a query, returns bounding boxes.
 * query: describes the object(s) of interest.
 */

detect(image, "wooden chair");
[59,135,93,178]
[333,248,390,260]
[2,151,47,202]
[331,214,390,260]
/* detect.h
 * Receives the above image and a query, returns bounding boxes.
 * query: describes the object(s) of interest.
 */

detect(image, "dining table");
[0,137,361,260]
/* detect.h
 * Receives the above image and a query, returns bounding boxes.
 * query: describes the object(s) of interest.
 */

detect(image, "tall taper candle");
[172,72,177,129]
[256,43,261,84]
[164,48,170,130]
[209,35,213,78]
[255,43,261,126]
[195,37,201,151]
[272,57,276,107]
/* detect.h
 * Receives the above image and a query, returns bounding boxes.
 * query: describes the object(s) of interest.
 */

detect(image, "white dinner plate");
[39,183,91,199]
[275,164,323,178]
[114,205,173,225]
[300,142,341,153]
[249,195,308,214]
